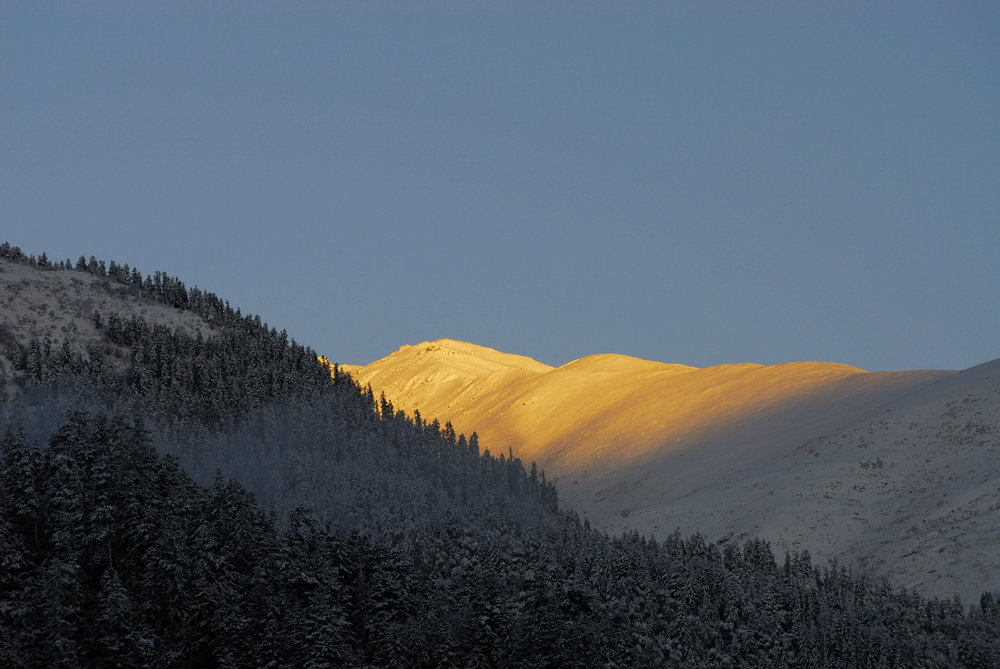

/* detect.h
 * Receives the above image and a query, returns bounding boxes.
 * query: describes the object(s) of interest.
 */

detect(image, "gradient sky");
[2,2,998,372]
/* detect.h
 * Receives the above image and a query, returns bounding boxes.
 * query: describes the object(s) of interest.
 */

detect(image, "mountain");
[346,338,1000,602]
[0,251,556,537]
[3,245,999,667]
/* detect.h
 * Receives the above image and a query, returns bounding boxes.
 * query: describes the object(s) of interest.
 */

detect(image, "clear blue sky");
[3,2,998,371]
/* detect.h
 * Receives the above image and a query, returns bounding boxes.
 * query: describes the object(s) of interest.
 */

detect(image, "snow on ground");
[605,359,1000,604]
[347,338,1000,603]
[0,258,217,390]
[4,260,996,604]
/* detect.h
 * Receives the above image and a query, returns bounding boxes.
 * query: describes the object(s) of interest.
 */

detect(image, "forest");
[1,242,999,667]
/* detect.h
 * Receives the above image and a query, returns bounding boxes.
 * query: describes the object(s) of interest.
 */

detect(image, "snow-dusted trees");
[3,410,1000,667]
[4,246,1000,666]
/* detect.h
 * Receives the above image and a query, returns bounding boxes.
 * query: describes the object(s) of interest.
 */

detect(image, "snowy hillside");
[346,338,1000,602]
[0,256,216,396]
[608,358,1000,604]
[3,249,999,666]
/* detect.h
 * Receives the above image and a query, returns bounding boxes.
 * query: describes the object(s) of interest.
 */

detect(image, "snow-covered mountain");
[4,249,999,665]
[345,339,1000,602]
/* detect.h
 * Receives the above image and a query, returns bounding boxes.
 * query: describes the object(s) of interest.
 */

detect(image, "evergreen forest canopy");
[1,241,998,667]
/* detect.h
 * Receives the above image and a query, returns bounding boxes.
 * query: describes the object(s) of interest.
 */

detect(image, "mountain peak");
[369,338,553,375]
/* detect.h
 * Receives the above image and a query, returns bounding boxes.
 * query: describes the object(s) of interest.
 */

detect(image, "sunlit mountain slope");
[343,339,873,465]
[343,339,1000,602]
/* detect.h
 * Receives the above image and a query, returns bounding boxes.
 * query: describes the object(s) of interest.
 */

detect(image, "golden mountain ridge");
[333,340,1000,602]
[338,339,872,469]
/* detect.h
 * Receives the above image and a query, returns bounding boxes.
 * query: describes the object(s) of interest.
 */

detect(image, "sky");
[2,2,998,372]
